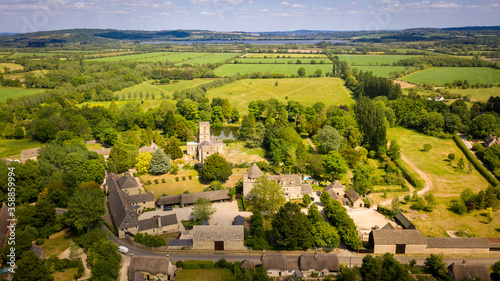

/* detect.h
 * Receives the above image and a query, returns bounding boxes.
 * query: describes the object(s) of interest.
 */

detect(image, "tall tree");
[387,139,401,160]
[135,152,152,174]
[149,149,172,175]
[65,190,105,233]
[248,175,286,213]
[354,97,387,152]
[322,151,348,180]
[201,154,232,182]
[12,251,52,281]
[316,125,343,153]
[163,136,183,160]
[190,197,217,221]
[272,202,313,249]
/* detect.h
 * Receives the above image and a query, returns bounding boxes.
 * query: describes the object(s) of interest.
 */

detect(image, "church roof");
[247,162,264,179]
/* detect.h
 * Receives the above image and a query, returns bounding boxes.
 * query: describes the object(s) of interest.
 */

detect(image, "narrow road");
[379,153,433,206]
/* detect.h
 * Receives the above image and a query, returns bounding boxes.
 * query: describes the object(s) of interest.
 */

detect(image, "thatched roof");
[130,271,145,281]
[299,253,340,272]
[370,229,427,245]
[427,238,490,249]
[129,256,176,277]
[192,225,244,242]
[240,260,255,270]
[246,162,264,179]
[448,262,490,281]
[156,195,181,206]
[345,188,361,203]
[261,253,287,270]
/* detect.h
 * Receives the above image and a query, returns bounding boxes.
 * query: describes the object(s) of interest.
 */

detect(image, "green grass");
[387,127,499,237]
[0,63,24,72]
[0,87,46,102]
[176,269,233,281]
[450,87,500,102]
[402,67,500,85]
[142,170,206,198]
[53,268,78,281]
[235,58,332,64]
[86,52,175,62]
[244,53,327,58]
[0,139,43,159]
[40,231,75,257]
[11,53,55,58]
[214,64,333,76]
[350,66,412,78]
[336,55,421,66]
[135,52,210,63]
[114,79,216,97]
[207,77,353,113]
[175,53,241,66]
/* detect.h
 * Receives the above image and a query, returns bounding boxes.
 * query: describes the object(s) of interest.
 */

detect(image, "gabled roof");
[345,188,361,203]
[156,195,181,206]
[448,262,490,281]
[247,162,264,179]
[326,189,339,200]
[130,272,145,281]
[129,256,176,277]
[325,181,345,191]
[192,225,244,242]
[261,253,287,270]
[138,214,178,231]
[301,183,312,195]
[29,245,44,259]
[427,238,489,249]
[233,215,245,226]
[139,142,158,153]
[117,174,139,190]
[370,229,427,245]
[299,253,340,272]
[240,260,255,270]
[107,183,140,230]
[485,134,495,143]
[394,212,415,229]
[128,193,154,204]
[181,189,230,205]
[168,239,193,247]
[381,223,395,230]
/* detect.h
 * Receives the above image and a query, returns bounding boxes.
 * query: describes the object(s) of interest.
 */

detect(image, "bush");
[189,175,192,180]
[175,177,179,181]
[154,179,159,184]
[202,261,214,269]
[394,159,424,188]
[161,178,166,183]
[176,260,183,268]
[448,153,455,160]
[183,260,201,269]
[450,199,467,214]
[215,258,230,269]
[35,238,45,245]
[423,144,432,151]
[182,176,186,181]
[453,135,500,187]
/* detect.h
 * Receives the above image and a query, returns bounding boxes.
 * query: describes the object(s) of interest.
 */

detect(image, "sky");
[1,0,499,34]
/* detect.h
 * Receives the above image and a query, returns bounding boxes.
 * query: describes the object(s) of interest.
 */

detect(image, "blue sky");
[1,0,499,33]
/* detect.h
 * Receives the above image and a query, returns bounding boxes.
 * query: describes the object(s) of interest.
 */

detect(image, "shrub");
[183,260,201,269]
[189,175,192,180]
[450,199,467,214]
[202,261,214,269]
[448,153,455,161]
[161,178,166,183]
[423,144,432,151]
[176,260,183,268]
[36,238,45,245]
[394,159,424,188]
[154,179,159,184]
[175,177,179,181]
[182,176,186,181]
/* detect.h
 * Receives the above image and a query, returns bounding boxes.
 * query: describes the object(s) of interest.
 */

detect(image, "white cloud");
[291,3,305,8]
[259,8,268,12]
[201,11,215,15]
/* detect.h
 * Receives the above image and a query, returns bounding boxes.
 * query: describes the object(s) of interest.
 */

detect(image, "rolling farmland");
[0,87,46,102]
[175,53,241,65]
[214,63,333,76]
[234,58,332,64]
[402,67,500,85]
[350,65,412,78]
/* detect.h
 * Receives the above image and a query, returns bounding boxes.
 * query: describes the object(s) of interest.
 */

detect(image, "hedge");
[453,135,500,187]
[181,260,215,269]
[394,159,424,189]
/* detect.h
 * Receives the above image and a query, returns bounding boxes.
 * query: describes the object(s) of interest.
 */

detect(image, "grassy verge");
[176,268,233,281]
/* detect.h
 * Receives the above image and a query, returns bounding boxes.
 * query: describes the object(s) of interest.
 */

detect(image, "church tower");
[198,122,211,142]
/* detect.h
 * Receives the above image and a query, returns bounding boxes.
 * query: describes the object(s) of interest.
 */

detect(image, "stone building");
[345,188,364,208]
[186,122,224,164]
[369,229,427,254]
[191,225,245,250]
[447,261,490,281]
[20,147,41,163]
[426,237,490,254]
[261,252,340,278]
[242,162,312,199]
[129,255,176,281]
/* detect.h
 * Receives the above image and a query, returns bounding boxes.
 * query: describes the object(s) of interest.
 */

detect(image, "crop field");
[135,52,210,63]
[402,67,500,85]
[175,52,241,65]
[0,63,23,72]
[350,65,411,78]
[387,127,498,237]
[336,55,420,65]
[234,57,332,64]
[0,87,46,102]
[243,53,328,58]
[214,63,333,76]
[86,52,175,62]
[451,87,500,102]
[208,77,353,113]
[11,53,56,58]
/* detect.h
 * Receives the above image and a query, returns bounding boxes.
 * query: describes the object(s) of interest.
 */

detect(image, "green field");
[350,65,411,78]
[244,53,327,58]
[114,79,216,96]
[0,139,43,159]
[135,52,209,63]
[336,55,420,66]
[175,53,241,66]
[214,63,333,76]
[86,52,175,62]
[387,127,498,237]
[0,87,46,102]
[235,58,332,64]
[402,67,500,85]
[0,63,24,72]
[208,77,353,113]
[176,269,233,281]
[451,87,500,102]
[11,53,56,58]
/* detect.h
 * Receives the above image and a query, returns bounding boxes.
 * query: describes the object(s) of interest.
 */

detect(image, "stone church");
[186,122,224,164]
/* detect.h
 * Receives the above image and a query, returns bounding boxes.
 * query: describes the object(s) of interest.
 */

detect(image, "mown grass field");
[0,63,24,72]
[350,65,412,78]
[53,268,78,281]
[450,87,500,102]
[243,53,328,58]
[387,127,498,237]
[402,67,500,85]
[86,52,175,62]
[176,269,233,281]
[234,58,332,64]
[0,87,46,102]
[214,63,333,76]
[0,139,43,159]
[336,55,420,65]
[11,52,56,58]
[114,79,216,96]
[40,230,75,257]
[208,77,353,113]
[175,53,241,66]
[135,52,209,63]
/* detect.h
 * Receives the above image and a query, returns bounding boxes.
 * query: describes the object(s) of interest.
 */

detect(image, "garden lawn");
[53,268,78,281]
[402,67,500,85]
[350,65,412,78]
[0,139,43,159]
[0,87,46,102]
[214,63,333,77]
[175,269,233,281]
[175,53,241,66]
[40,230,75,258]
[208,77,353,114]
[450,87,500,102]
[387,127,499,237]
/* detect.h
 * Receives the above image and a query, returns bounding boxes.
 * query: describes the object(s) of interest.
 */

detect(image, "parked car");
[316,191,322,196]
[163,205,173,211]
[118,246,129,254]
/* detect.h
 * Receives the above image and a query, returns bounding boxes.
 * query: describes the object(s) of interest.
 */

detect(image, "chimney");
[166,254,170,261]
[314,249,318,258]
[157,215,161,228]
[131,252,134,257]
[331,175,335,182]
[125,203,127,209]
[263,249,266,257]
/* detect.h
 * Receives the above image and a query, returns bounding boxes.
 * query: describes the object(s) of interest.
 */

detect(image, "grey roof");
[20,147,40,161]
[247,162,264,179]
[370,229,427,245]
[233,215,245,226]
[394,212,415,229]
[261,253,287,270]
[168,239,193,247]
[129,256,176,277]
[240,260,255,270]
[29,245,44,259]
[287,259,299,270]
[485,134,495,144]
[269,174,302,186]
[156,195,181,206]
[181,189,230,205]
[192,225,244,242]
[326,189,339,200]
[345,188,361,203]
[427,238,490,249]
[117,174,139,190]
[325,181,345,191]
[107,178,140,230]
[448,262,490,281]
[301,183,312,195]
[299,253,340,272]
[139,142,158,153]
[128,193,154,204]
[381,223,395,230]
[138,214,178,231]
